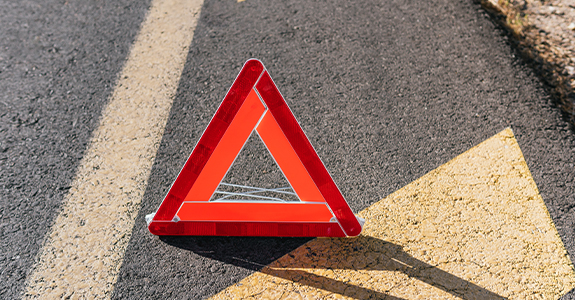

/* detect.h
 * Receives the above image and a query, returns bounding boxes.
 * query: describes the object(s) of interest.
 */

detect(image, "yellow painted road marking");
[213,128,575,299]
[23,0,203,298]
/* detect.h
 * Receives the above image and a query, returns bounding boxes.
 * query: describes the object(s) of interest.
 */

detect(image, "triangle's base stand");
[148,59,364,237]
[148,220,347,237]
[146,213,366,237]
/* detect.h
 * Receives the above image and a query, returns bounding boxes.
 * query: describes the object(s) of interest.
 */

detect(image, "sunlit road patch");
[213,129,575,299]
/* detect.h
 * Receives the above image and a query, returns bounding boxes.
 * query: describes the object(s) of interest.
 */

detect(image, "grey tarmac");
[1,0,575,298]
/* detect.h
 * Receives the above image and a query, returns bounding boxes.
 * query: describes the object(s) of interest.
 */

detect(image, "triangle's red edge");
[148,59,363,237]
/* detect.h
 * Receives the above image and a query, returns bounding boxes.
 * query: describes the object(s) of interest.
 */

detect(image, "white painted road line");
[23,0,204,298]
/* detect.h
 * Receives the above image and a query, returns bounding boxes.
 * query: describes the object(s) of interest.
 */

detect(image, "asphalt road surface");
[2,0,575,298]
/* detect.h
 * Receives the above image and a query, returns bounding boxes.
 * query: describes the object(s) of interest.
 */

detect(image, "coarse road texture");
[1,0,575,299]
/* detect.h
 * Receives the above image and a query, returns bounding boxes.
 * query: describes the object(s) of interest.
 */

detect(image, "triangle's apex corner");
[244,58,265,69]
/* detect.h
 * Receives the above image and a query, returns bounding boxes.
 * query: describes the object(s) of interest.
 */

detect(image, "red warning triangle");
[147,59,363,237]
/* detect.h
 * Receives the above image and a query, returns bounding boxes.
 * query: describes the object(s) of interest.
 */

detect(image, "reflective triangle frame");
[147,59,363,237]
